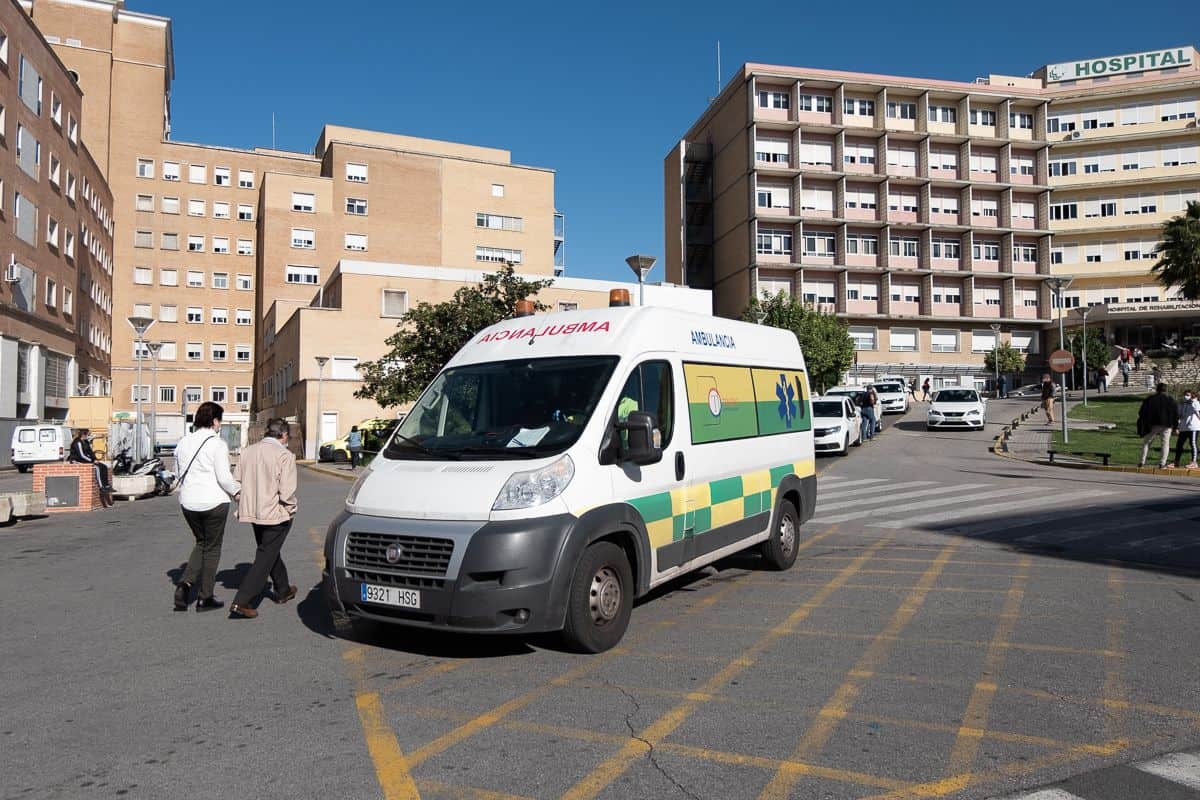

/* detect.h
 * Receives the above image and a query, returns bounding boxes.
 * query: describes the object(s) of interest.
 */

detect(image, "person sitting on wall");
[68,428,112,507]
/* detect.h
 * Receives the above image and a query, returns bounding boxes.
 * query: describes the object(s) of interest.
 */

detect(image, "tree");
[356,265,552,407]
[743,293,855,394]
[1065,326,1109,383]
[983,342,1025,376]
[1152,200,1200,299]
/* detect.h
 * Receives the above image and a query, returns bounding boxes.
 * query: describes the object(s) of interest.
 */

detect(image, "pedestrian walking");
[1137,383,1177,469]
[859,389,877,442]
[1096,368,1108,393]
[1134,347,1144,371]
[67,428,112,506]
[1120,358,1131,387]
[228,418,298,620]
[173,402,241,612]
[347,425,363,469]
[1151,365,1163,388]
[997,375,1007,399]
[921,378,932,402]
[1040,374,1056,424]
[1171,389,1200,470]
[908,378,918,401]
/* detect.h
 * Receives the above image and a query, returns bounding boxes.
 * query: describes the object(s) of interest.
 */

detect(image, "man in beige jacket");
[229,419,298,619]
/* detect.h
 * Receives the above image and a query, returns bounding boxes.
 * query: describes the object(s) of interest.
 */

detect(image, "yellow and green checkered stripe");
[627,461,814,551]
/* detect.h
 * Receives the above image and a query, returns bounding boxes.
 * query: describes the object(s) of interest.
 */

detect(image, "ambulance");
[323,292,816,652]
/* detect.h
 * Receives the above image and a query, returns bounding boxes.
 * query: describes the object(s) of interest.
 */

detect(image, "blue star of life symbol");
[775,373,797,428]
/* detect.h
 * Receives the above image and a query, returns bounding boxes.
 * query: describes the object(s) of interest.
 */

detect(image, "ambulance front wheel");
[760,500,800,571]
[561,541,633,653]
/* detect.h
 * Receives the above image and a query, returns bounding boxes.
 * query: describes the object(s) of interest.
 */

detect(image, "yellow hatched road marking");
[757,540,960,799]
[355,691,422,800]
[557,534,889,800]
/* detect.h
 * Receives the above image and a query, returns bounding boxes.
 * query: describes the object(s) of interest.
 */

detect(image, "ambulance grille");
[345,532,454,577]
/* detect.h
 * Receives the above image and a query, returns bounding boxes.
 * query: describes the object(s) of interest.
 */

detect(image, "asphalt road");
[3,399,1200,800]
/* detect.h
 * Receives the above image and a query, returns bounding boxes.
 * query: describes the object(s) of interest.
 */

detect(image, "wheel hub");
[589,566,621,624]
[779,516,797,557]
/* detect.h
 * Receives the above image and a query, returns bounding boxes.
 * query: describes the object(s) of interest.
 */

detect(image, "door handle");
[675,451,685,481]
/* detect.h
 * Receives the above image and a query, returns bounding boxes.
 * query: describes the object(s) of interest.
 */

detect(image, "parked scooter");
[112,447,175,496]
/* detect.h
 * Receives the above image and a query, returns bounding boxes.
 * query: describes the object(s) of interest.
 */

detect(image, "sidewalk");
[299,460,360,481]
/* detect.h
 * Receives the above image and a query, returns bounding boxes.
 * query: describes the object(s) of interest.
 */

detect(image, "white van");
[11,424,72,472]
[323,300,817,652]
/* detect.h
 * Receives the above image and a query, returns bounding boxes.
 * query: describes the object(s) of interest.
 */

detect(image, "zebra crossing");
[812,474,1200,570]
[993,749,1200,798]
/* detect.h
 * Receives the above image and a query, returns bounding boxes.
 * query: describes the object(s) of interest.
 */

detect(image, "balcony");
[844,207,880,222]
[971,213,999,228]
[973,301,1001,319]
[933,301,963,316]
[970,170,1000,184]
[847,298,881,314]
[930,211,961,226]
[890,299,920,315]
[1014,303,1041,319]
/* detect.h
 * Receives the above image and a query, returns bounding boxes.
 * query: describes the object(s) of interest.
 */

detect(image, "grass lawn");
[1051,395,1150,466]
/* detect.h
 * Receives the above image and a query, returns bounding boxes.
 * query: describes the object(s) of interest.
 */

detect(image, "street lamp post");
[1045,277,1072,444]
[625,255,657,306]
[989,323,1001,399]
[145,341,162,457]
[313,355,329,461]
[126,316,155,463]
[1077,306,1093,408]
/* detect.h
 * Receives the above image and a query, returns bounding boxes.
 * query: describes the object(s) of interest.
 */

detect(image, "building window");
[64,230,75,258]
[136,157,155,179]
[67,113,78,143]
[491,183,504,197]
[160,269,178,286]
[163,161,180,181]
[798,94,833,113]
[212,272,229,289]
[972,241,1001,261]
[211,344,227,362]
[1050,203,1078,221]
[886,101,916,119]
[237,239,253,256]
[285,265,320,285]
[843,98,874,116]
[931,330,959,353]
[972,330,999,352]
[890,328,918,352]
[475,246,522,264]
[848,326,877,351]
[187,234,205,252]
[135,194,154,212]
[929,104,957,123]
[185,344,202,362]
[237,204,254,221]
[235,387,251,404]
[161,232,179,250]
[932,283,962,304]
[969,109,997,126]
[213,201,230,219]
[134,267,153,285]
[476,212,524,232]
[214,166,231,186]
[345,162,368,182]
[235,345,251,363]
[62,287,73,315]
[46,216,59,248]
[44,278,57,307]
[346,197,367,215]
[186,306,203,323]
[757,185,791,209]
[802,231,835,257]
[235,308,252,325]
[759,91,790,109]
[210,386,227,402]
[238,169,254,189]
[157,385,176,404]
[846,234,879,255]
[48,153,60,185]
[188,164,206,184]
[1013,244,1037,263]
[161,196,180,214]
[65,171,76,200]
[130,385,150,402]
[15,125,40,178]
[1009,111,1034,129]
[212,237,229,254]
[159,304,178,322]
[755,137,790,164]
[187,198,205,217]
[888,237,919,258]
[236,274,252,291]
[187,270,204,288]
[379,289,410,318]
[291,228,315,249]
[184,385,202,402]
[756,228,793,256]
[291,191,315,212]
[344,233,368,251]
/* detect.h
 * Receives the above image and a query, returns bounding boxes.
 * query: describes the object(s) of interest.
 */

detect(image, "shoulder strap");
[174,436,213,490]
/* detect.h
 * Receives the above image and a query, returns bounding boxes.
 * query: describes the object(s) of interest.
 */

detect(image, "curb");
[299,461,358,482]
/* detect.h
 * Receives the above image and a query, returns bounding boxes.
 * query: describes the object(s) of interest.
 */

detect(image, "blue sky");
[150,0,1192,283]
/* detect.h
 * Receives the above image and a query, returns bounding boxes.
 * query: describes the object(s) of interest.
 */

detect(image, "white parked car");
[927,388,987,431]
[870,381,909,414]
[812,396,861,455]
[10,424,71,473]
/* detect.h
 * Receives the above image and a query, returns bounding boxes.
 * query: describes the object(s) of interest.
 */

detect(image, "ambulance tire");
[561,541,633,654]
[760,499,800,571]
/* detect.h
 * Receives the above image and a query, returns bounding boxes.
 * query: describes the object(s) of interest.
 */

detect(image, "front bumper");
[323,510,576,634]
[927,415,983,428]
[879,399,906,413]
[813,430,847,451]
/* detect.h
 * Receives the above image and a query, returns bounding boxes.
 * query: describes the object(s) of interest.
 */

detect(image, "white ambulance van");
[323,294,817,652]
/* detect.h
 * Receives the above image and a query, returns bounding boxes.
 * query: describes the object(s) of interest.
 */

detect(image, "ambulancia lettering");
[691,330,736,349]
[476,320,611,343]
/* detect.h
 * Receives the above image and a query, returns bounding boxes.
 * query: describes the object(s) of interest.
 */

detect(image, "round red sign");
[1048,349,1075,373]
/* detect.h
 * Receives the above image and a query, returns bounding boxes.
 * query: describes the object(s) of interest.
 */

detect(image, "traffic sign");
[1048,349,1075,373]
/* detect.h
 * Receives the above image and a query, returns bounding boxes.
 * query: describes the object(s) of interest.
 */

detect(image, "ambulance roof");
[446,306,805,369]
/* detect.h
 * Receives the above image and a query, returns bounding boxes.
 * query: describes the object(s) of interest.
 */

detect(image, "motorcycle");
[112,447,175,496]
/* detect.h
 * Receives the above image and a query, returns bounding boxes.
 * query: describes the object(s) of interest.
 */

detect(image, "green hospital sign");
[1045,47,1195,83]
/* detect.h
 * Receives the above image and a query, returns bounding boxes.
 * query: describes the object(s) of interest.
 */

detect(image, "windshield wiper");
[451,444,549,459]
[387,433,454,459]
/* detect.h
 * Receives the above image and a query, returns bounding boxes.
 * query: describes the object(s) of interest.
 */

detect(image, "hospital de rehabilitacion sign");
[1044,47,1195,82]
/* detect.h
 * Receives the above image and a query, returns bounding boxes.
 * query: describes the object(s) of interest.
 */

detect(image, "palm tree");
[1152,200,1200,299]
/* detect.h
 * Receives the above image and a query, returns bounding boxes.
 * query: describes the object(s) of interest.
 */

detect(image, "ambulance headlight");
[493,455,575,511]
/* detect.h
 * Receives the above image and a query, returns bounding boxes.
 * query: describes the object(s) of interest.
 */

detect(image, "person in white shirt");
[173,402,241,611]
[1171,390,1200,470]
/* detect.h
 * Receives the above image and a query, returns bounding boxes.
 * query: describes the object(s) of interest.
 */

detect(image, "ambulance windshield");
[383,356,620,460]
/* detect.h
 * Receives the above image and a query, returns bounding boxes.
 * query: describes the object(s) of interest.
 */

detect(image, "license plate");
[360,583,421,609]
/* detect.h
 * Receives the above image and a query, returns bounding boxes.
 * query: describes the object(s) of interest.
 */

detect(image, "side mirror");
[617,410,663,465]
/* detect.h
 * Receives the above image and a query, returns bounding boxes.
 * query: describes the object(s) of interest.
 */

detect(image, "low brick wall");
[32,463,104,513]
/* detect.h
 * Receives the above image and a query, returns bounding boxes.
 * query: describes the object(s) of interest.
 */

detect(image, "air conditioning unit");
[1069,131,1083,140]
[4,262,20,282]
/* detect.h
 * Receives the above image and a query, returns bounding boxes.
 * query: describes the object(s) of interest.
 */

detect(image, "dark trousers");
[93,463,110,489]
[349,448,361,468]
[233,520,293,606]
[181,503,230,599]
[1174,431,1198,466]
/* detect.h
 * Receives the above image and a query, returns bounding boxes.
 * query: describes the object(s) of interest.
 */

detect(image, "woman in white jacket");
[1171,390,1200,469]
